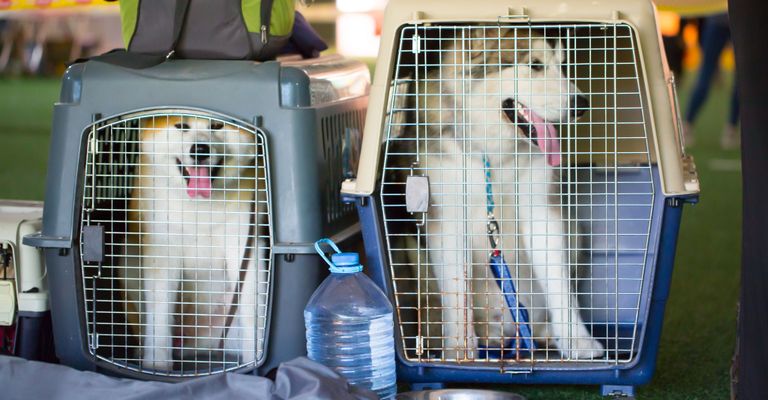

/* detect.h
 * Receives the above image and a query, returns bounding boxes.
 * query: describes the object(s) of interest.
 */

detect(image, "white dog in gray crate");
[119,115,267,371]
[404,28,605,361]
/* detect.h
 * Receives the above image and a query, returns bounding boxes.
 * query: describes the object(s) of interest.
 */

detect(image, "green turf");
[0,78,59,200]
[0,73,740,399]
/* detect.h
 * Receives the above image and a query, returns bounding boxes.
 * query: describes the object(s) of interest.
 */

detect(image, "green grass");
[0,73,740,399]
[639,75,740,399]
[0,78,59,200]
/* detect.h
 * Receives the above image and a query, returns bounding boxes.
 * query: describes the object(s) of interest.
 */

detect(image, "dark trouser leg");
[685,17,731,124]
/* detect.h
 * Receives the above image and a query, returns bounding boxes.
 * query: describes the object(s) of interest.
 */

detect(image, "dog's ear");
[547,37,567,65]
[466,27,497,62]
[497,28,533,66]
[466,27,532,67]
[456,26,546,72]
[545,37,560,51]
[209,120,225,130]
[548,28,578,66]
[139,116,184,134]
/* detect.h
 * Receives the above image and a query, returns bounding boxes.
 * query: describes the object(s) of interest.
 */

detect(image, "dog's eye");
[174,123,190,130]
[531,58,544,72]
[210,121,225,130]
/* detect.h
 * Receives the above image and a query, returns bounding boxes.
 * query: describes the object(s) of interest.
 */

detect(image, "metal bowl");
[395,389,527,400]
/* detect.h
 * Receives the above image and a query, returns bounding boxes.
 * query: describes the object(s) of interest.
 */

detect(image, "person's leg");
[685,17,731,125]
[728,2,768,399]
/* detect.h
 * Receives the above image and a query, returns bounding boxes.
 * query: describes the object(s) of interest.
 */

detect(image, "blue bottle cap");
[331,252,359,265]
[330,252,363,273]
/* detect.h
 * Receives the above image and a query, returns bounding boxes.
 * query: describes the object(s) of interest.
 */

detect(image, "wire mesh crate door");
[379,23,655,368]
[79,111,273,377]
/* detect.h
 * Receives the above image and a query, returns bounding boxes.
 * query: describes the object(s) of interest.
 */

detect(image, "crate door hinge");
[87,114,101,214]
[415,335,424,356]
[89,275,99,352]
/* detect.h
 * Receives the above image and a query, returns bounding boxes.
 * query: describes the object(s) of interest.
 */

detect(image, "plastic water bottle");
[304,239,396,399]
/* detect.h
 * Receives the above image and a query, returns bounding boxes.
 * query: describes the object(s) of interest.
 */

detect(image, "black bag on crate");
[113,0,296,61]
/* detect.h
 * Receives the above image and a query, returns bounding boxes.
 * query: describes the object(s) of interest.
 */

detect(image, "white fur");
[412,34,604,361]
[120,117,266,371]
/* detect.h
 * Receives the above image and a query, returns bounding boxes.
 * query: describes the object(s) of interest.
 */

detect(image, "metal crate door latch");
[82,225,105,266]
[81,224,105,352]
[405,175,430,213]
[405,172,429,355]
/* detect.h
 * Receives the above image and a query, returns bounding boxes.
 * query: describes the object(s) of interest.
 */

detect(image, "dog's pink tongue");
[522,108,562,167]
[185,166,212,198]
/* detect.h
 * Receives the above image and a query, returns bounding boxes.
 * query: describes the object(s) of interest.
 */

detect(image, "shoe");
[721,125,740,150]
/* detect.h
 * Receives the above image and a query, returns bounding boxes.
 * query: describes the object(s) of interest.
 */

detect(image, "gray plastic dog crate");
[24,52,369,380]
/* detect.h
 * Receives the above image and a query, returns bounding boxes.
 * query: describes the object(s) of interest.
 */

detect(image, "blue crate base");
[350,166,695,393]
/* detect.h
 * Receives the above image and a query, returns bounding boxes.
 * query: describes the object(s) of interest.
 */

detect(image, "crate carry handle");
[314,238,342,267]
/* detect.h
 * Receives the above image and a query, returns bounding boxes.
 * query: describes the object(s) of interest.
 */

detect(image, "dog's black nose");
[190,143,211,163]
[572,95,589,117]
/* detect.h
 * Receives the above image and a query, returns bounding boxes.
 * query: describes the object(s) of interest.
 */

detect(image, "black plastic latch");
[81,225,105,263]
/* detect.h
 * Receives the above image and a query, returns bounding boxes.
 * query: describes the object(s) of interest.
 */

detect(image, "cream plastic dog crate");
[341,0,699,396]
[24,52,369,380]
[0,201,55,362]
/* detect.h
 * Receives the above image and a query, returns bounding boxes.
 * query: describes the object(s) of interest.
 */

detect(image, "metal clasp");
[487,213,500,249]
[408,162,429,226]
[411,33,422,54]
[498,7,530,22]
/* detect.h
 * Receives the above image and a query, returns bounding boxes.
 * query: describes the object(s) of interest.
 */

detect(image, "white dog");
[406,28,604,361]
[120,115,267,371]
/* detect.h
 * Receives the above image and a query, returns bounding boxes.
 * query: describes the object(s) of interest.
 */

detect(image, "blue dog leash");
[482,155,536,352]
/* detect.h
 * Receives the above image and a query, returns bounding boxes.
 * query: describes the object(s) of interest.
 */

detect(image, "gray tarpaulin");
[0,356,378,400]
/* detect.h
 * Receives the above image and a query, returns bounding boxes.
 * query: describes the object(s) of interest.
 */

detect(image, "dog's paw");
[141,354,173,371]
[559,337,605,360]
[441,336,479,362]
[441,347,477,362]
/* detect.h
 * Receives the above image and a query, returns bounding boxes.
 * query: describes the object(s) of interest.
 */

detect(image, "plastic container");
[304,239,396,399]
[340,1,700,396]
[22,54,369,380]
